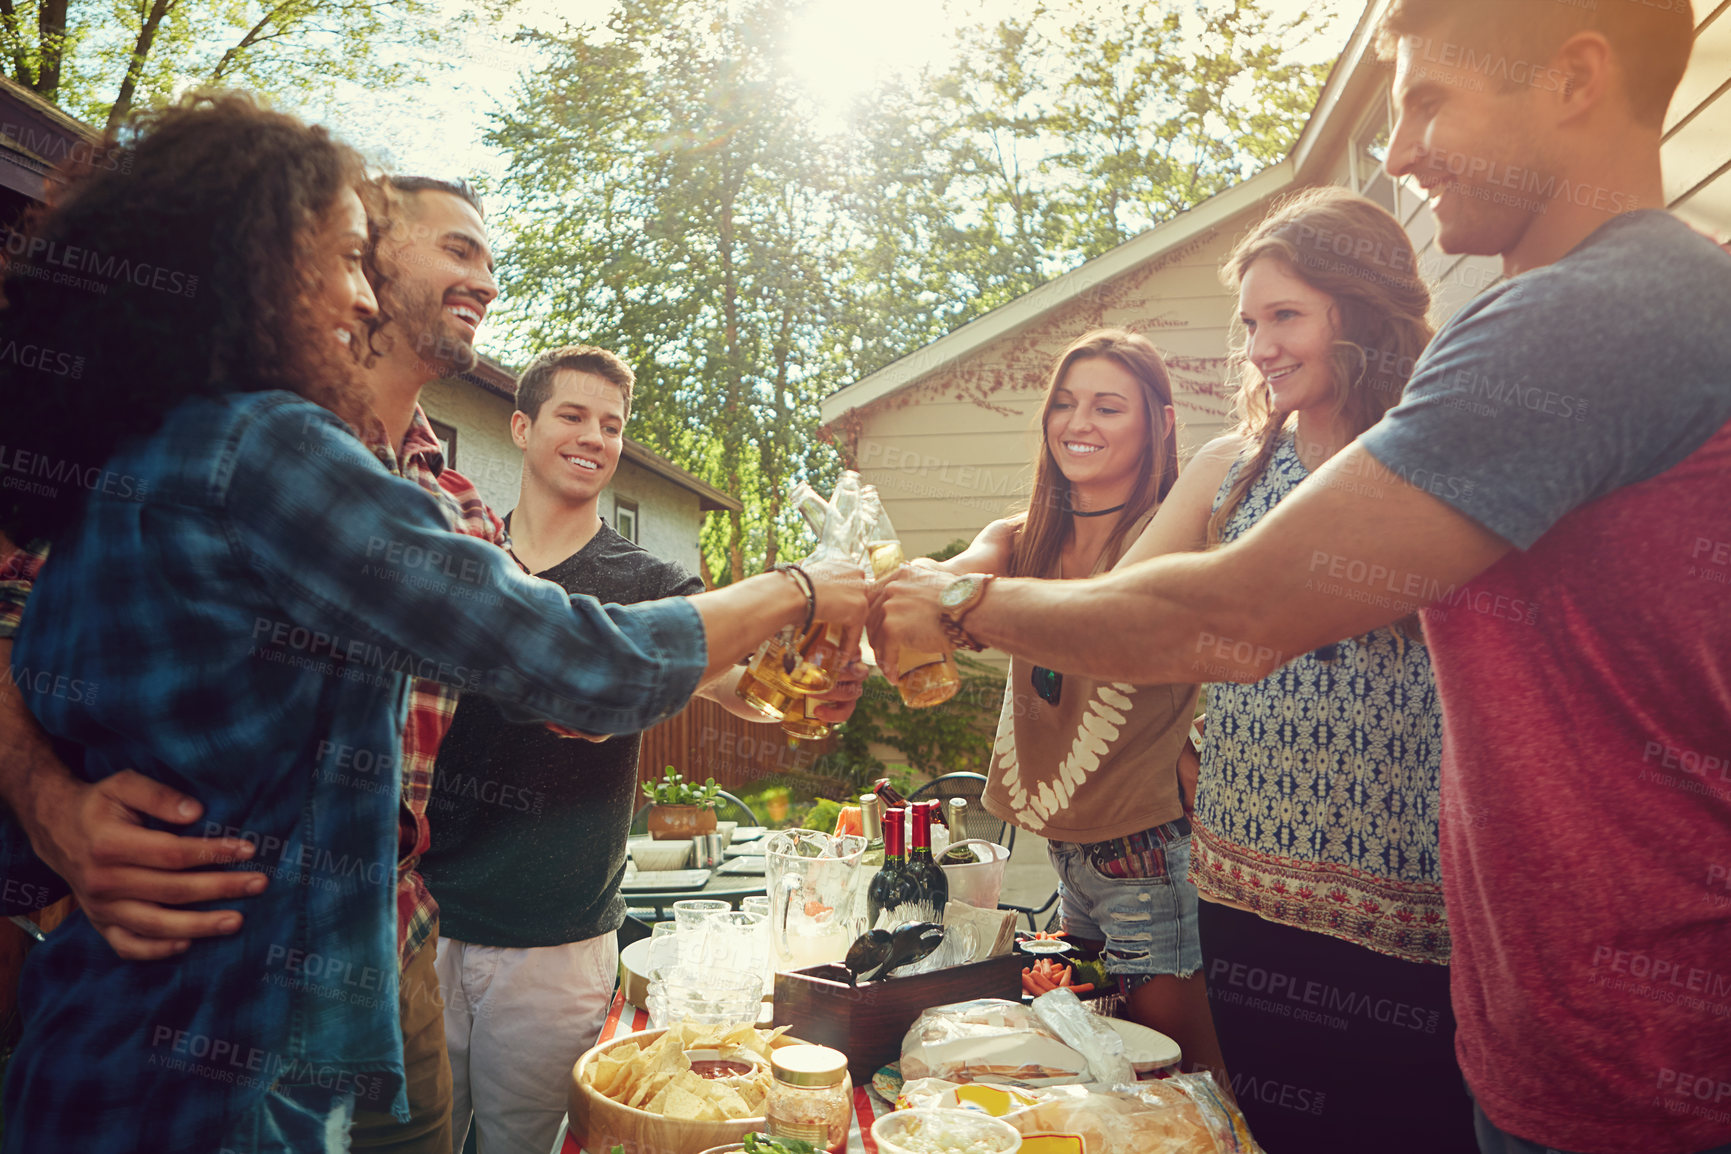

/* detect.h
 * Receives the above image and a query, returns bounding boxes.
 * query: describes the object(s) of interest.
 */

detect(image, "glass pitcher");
[765,829,868,973]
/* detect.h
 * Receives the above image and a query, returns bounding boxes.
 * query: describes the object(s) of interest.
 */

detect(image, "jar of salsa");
[764,1044,849,1154]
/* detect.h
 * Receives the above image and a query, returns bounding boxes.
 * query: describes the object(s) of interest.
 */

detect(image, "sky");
[299,0,1356,343]
[321,0,1356,187]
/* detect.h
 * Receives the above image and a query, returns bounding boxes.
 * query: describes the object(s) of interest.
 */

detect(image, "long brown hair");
[1207,187,1434,546]
[1007,329,1180,579]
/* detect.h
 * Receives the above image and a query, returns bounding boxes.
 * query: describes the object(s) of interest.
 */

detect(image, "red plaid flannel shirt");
[0,406,509,970]
[366,408,508,965]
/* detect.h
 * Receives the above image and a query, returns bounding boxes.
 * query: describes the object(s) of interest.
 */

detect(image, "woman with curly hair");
[0,95,861,1153]
[1110,186,1467,1150]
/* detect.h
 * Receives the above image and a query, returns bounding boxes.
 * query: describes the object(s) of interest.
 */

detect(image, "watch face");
[940,575,980,611]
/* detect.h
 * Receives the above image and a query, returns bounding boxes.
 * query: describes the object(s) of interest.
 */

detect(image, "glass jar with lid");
[764,1044,849,1154]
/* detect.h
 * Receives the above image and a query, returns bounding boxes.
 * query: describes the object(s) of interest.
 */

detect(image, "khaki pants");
[351,924,455,1154]
[436,933,619,1154]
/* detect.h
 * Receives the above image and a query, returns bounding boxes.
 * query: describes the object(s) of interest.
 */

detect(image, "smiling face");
[376,189,497,376]
[1385,31,1557,260]
[311,186,378,353]
[1043,357,1159,502]
[512,369,626,508]
[1237,256,1343,416]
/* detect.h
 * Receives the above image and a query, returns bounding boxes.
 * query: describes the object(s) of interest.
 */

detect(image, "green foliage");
[815,654,1006,791]
[490,0,1329,584]
[0,0,516,133]
[641,766,723,809]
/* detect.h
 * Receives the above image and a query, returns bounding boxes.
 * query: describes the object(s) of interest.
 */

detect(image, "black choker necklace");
[1070,502,1127,518]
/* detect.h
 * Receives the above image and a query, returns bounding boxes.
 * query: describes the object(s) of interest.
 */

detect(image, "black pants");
[1199,901,1477,1154]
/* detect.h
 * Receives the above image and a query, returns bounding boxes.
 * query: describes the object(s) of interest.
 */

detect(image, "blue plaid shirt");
[3,391,705,1152]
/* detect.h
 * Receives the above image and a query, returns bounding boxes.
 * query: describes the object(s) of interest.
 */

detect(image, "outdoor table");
[550,990,893,1154]
[619,870,768,917]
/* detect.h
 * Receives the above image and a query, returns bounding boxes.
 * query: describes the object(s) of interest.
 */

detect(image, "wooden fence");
[637,695,849,801]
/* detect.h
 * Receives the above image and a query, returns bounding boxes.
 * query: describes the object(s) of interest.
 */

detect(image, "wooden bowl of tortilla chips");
[570,1022,849,1154]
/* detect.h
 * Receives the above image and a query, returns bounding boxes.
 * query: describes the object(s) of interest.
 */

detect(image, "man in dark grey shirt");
[422,345,864,1154]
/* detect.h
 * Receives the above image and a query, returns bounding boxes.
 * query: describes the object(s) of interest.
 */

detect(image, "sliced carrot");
[1068,982,1095,994]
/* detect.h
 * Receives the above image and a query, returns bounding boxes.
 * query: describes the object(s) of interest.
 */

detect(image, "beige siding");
[1665,4,1731,237]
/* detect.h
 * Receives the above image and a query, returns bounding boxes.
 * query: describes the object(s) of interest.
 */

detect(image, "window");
[614,498,639,543]
[1350,100,1398,215]
[427,418,458,468]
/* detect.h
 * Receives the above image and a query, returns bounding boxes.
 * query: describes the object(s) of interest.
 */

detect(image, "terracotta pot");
[647,804,718,841]
[765,795,790,822]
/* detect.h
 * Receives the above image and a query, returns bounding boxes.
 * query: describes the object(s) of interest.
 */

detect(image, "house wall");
[1665,3,1731,239]
[416,376,709,576]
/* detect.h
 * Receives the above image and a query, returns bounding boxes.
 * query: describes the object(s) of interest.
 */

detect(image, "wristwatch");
[938,573,993,652]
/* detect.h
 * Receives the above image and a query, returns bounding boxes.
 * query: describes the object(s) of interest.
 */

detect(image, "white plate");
[1018,938,1074,955]
[717,857,766,876]
[1102,1015,1182,1073]
[618,869,713,892]
[728,826,768,842]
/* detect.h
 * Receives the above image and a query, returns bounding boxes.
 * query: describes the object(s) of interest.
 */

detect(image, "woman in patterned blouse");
[1111,187,1470,1152]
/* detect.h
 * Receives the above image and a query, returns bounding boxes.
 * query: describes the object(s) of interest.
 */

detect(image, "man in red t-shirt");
[871,3,1730,1152]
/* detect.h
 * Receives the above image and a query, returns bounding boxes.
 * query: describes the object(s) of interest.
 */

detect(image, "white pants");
[434,933,620,1154]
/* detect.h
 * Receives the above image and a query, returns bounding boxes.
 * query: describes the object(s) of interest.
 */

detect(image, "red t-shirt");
[1423,422,1731,1152]
[1361,214,1731,1152]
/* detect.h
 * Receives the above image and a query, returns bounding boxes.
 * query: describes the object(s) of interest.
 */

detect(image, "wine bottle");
[859,794,886,871]
[866,806,917,930]
[906,801,950,923]
[940,797,978,865]
[871,778,909,809]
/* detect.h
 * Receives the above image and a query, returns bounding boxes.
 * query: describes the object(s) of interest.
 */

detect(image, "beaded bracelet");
[774,562,817,634]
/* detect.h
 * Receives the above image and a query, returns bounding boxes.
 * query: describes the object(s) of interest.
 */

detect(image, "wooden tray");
[772,952,1025,1081]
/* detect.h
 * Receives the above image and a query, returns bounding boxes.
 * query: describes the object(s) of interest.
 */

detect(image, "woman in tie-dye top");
[935,328,1226,1082]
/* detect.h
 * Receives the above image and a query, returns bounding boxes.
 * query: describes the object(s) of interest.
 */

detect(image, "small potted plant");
[642,766,723,840]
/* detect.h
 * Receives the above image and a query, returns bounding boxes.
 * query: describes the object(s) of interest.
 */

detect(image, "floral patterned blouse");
[1193,430,1449,964]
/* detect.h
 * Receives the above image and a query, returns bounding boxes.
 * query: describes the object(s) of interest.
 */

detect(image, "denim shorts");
[1047,817,1202,981]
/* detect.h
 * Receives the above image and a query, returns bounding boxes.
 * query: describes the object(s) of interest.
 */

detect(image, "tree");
[492,0,1332,581]
[830,0,1331,378]
[0,0,513,133]
[489,0,842,585]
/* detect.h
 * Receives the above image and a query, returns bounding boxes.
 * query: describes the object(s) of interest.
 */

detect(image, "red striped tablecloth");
[555,991,888,1153]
